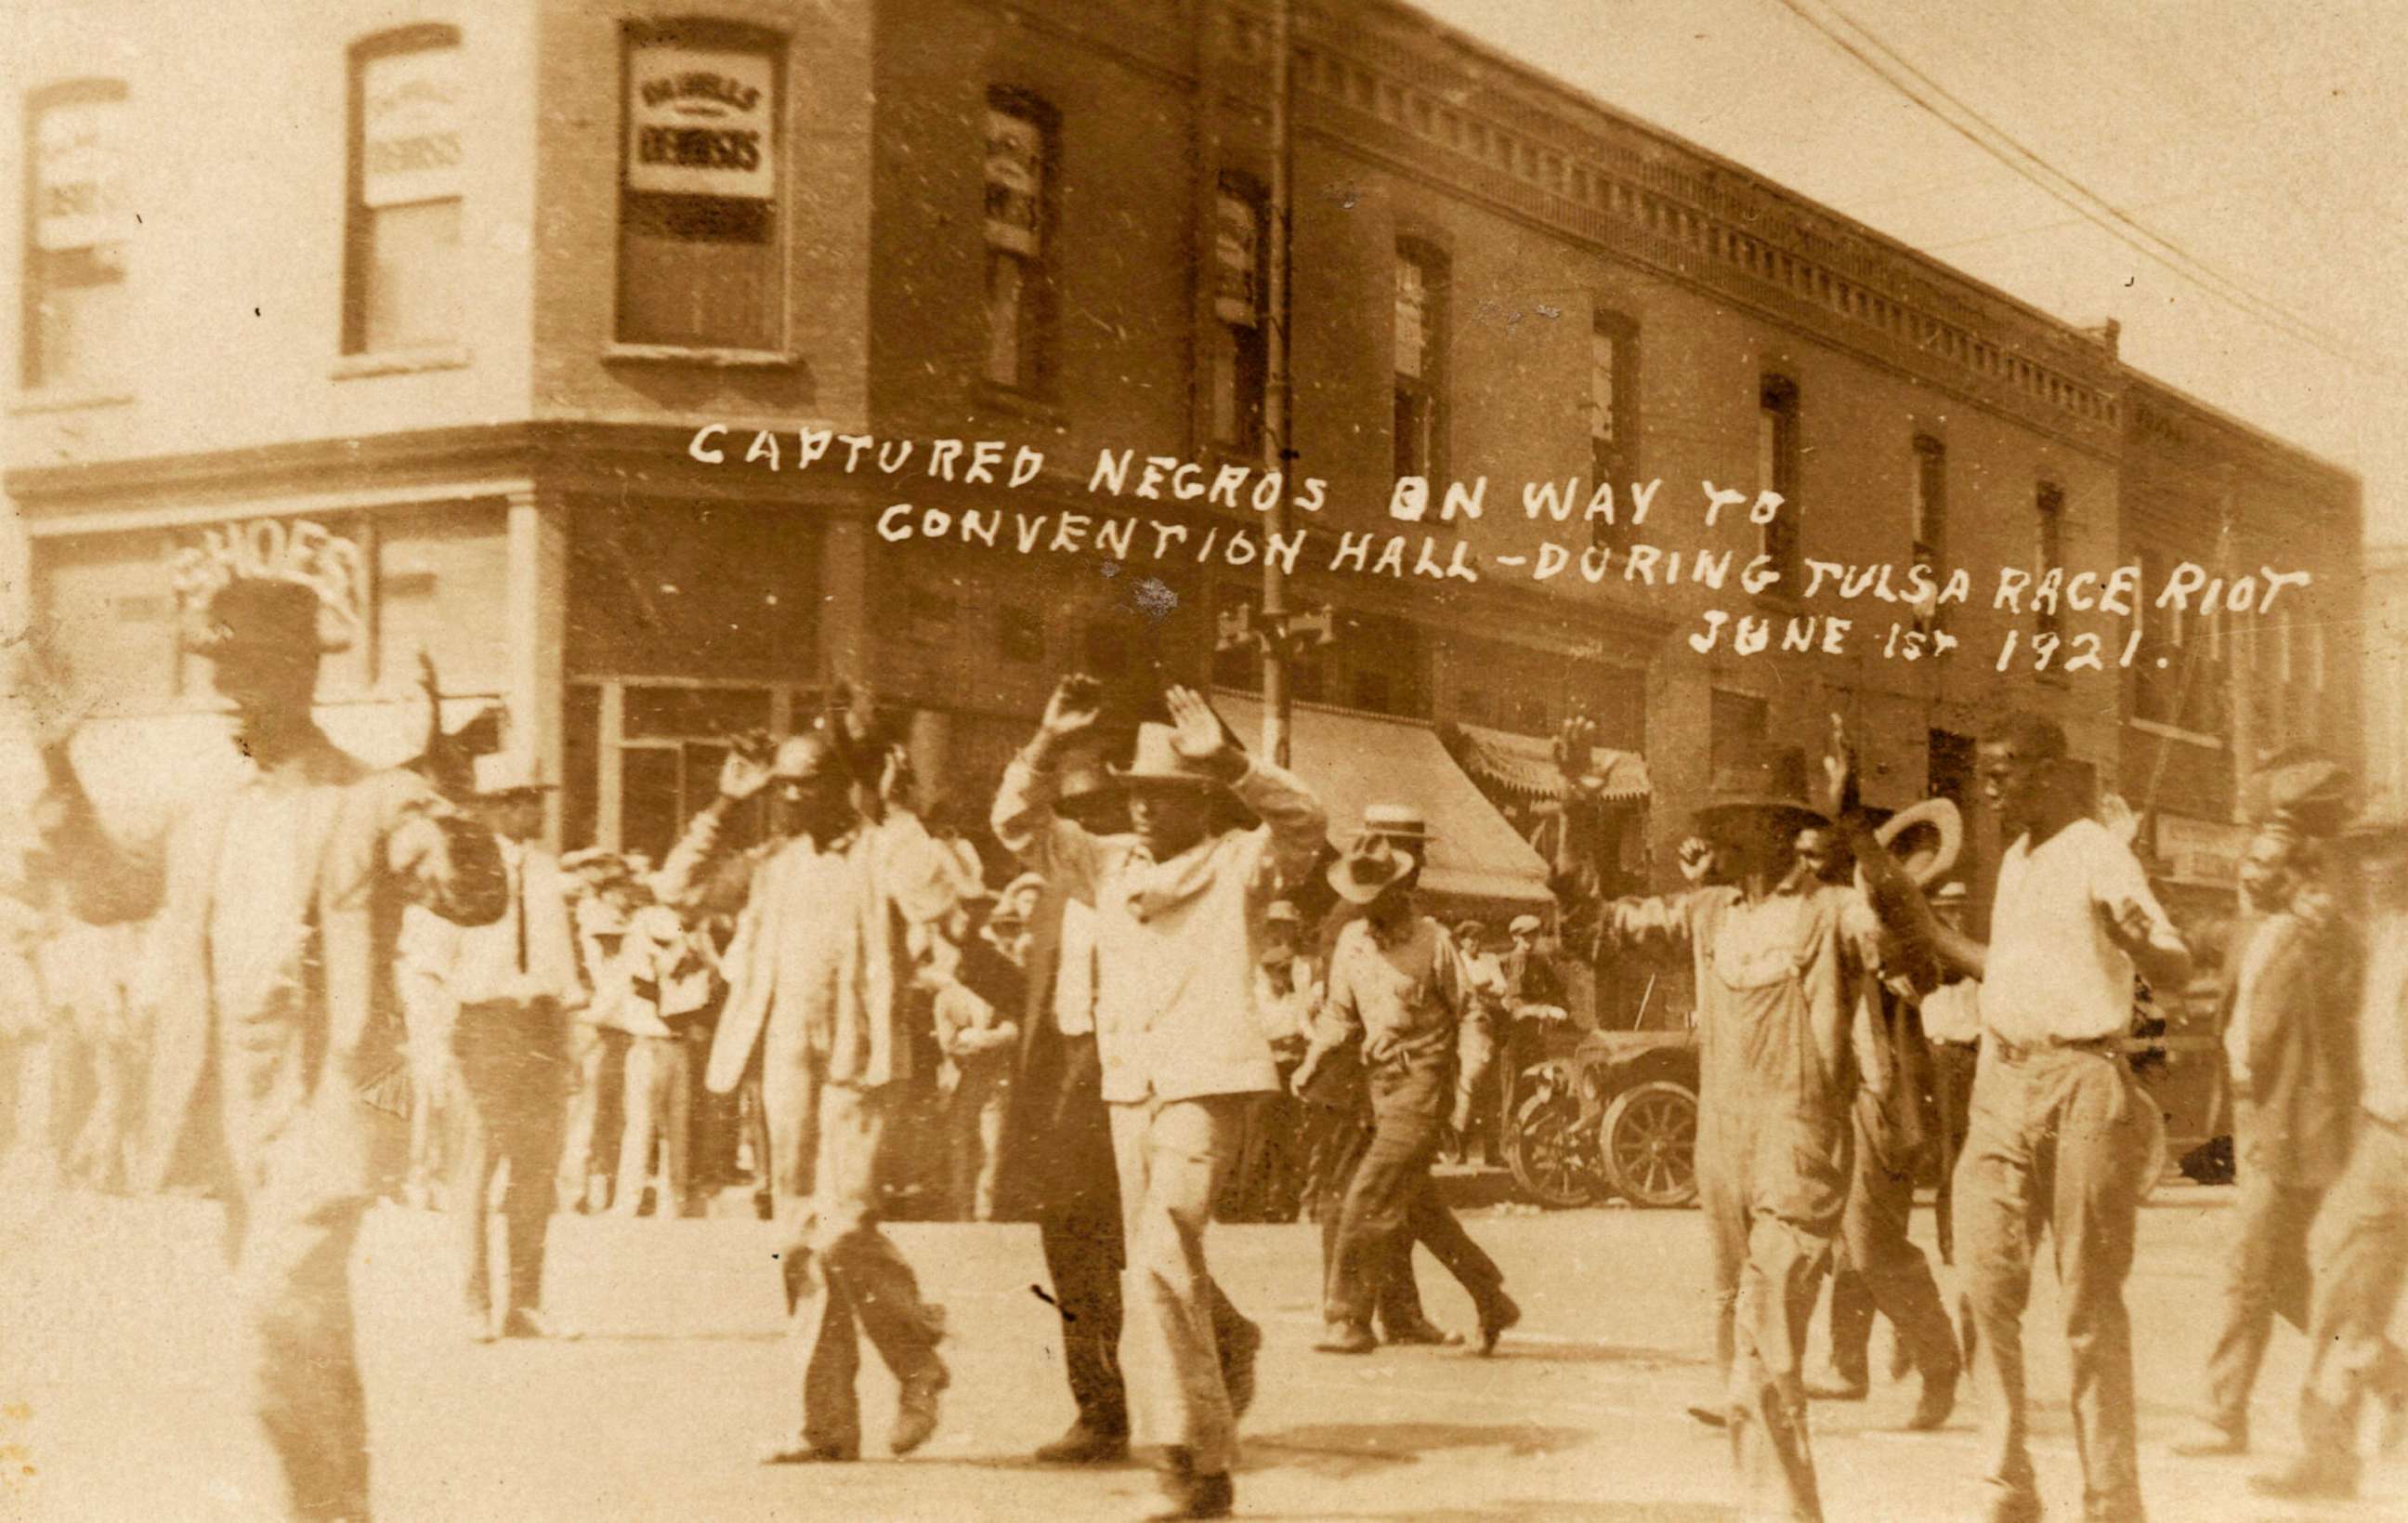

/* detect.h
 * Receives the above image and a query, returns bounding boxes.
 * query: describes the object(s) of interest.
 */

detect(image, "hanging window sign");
[627,46,776,199]
[361,46,463,208]
[34,98,124,252]
[984,107,1044,256]
[1214,189,1259,327]
[170,518,370,650]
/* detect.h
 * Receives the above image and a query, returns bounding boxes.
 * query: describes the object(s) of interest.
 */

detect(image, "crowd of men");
[7,567,2408,1523]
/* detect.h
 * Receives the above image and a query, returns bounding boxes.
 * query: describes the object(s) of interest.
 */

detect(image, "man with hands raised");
[994,676,1328,1521]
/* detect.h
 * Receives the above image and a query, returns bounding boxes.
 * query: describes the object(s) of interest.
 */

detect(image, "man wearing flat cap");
[1580,729,1934,1523]
[654,704,962,1465]
[32,573,507,1521]
[996,676,1326,1521]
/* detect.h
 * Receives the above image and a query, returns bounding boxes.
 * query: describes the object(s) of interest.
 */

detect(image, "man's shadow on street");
[1242,1419,1588,1480]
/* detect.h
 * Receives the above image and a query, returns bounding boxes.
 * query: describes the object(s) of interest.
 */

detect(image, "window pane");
[364,199,460,351]
[619,196,776,349]
[27,89,128,388]
[31,245,127,389]
[1394,257,1428,379]
[618,33,782,349]
[985,251,1027,387]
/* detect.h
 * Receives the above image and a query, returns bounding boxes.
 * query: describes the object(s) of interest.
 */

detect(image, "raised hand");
[1040,674,1105,741]
[718,748,775,802]
[828,680,879,743]
[1163,685,1233,769]
[1676,836,1716,885]
[1820,713,1859,819]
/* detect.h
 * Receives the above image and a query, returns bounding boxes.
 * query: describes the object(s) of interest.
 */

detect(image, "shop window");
[983,89,1054,392]
[1208,173,1267,452]
[617,20,783,351]
[999,605,1043,663]
[343,29,462,356]
[2034,481,2063,641]
[1394,241,1447,482]
[1590,309,1637,550]
[1756,377,1800,591]
[1911,434,1947,571]
[22,79,128,390]
[1928,728,1973,810]
[1709,689,1767,772]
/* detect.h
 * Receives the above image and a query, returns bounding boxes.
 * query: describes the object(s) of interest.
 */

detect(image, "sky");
[1415,0,2408,546]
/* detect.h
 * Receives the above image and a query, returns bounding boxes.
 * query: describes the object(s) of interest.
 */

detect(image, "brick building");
[2,0,2361,917]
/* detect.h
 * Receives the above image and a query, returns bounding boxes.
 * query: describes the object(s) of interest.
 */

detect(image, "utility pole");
[1259,0,1296,767]
[2219,465,2256,822]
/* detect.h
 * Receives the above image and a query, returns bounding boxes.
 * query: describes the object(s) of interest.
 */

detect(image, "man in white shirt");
[409,756,587,1342]
[996,677,1326,1522]
[1938,714,2190,1523]
[2255,812,2408,1501]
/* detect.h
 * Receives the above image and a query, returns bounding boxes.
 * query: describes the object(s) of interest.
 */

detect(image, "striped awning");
[1447,721,1650,804]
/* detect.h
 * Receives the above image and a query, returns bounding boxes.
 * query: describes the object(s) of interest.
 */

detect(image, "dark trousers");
[1826,1087,1959,1386]
[1327,1084,1502,1331]
[2201,1161,2323,1438]
[231,1188,371,1521]
[1929,1041,1979,1266]
[452,1000,569,1318]
[2297,1115,2408,1477]
[1040,1180,1129,1435]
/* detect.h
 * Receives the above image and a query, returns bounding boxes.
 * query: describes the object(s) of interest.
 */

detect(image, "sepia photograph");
[1,1,2403,1518]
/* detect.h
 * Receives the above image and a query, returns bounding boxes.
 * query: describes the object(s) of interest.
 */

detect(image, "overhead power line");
[1768,0,2396,379]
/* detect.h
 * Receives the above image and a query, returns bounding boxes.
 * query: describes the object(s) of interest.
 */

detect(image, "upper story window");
[1910,434,1947,568]
[1757,376,1800,590]
[22,79,129,390]
[983,90,1054,392]
[345,30,463,356]
[1208,173,1266,452]
[618,20,783,352]
[1590,309,1637,549]
[1394,241,1447,480]
[2035,481,2064,640]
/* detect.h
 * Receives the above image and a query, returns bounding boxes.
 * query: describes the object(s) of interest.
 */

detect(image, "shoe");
[1803,1367,1868,1401]
[1314,1321,1378,1355]
[1034,1420,1130,1465]
[465,1307,495,1345]
[1149,1450,1235,1520]
[1475,1290,1521,1356]
[499,1306,579,1341]
[891,1361,949,1455]
[1907,1359,1959,1432]
[2248,1457,2356,1501]
[1685,1403,1728,1428]
[1381,1318,1464,1347]
[2169,1421,2246,1458]
[1978,1486,2043,1523]
[1219,1316,1262,1419]
[758,1440,857,1464]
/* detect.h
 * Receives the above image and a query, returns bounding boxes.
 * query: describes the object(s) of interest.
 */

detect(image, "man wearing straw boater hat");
[996,676,1326,1520]
[30,572,507,1521]
[1582,723,1936,1523]
[1295,829,1516,1358]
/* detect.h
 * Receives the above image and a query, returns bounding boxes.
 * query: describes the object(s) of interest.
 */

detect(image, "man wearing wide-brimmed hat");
[996,676,1326,1520]
[403,754,585,1341]
[2251,807,2408,1501]
[1297,832,1515,1358]
[653,701,962,1465]
[32,573,508,1520]
[1582,729,1935,1523]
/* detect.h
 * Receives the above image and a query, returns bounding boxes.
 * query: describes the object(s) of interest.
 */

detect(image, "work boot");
[1147,1447,1235,1520]
[2249,1454,2357,1502]
[1906,1347,1961,1432]
[2168,1418,2247,1458]
[758,1440,856,1464]
[1475,1289,1521,1356]
[1803,1364,1868,1401]
[1381,1317,1463,1347]
[1314,1320,1377,1355]
[1034,1419,1129,1465]
[499,1306,578,1341]
[891,1359,949,1455]
[1685,1402,1728,1428]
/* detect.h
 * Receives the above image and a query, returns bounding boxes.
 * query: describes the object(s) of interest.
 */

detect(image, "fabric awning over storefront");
[1446,720,1650,804]
[1211,693,1553,906]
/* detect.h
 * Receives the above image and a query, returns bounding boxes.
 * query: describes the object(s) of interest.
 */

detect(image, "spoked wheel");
[1502,1063,1604,1209]
[1601,1080,1699,1207]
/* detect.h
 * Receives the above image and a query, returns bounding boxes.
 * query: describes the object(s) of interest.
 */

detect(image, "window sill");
[2127,716,2223,749]
[971,379,1068,428]
[11,387,134,415]
[331,347,472,380]
[601,343,798,370]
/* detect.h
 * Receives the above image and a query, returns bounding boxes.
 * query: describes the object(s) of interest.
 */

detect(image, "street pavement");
[0,1184,2401,1521]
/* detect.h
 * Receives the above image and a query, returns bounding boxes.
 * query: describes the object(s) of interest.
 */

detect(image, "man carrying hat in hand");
[995,676,1327,1521]
[1296,833,1515,1358]
[29,576,507,1521]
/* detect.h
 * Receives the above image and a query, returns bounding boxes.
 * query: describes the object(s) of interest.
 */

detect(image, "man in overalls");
[1587,739,1930,1522]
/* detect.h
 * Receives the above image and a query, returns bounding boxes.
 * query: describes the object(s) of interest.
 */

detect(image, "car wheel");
[1503,1063,1603,1209]
[1602,1080,1699,1208]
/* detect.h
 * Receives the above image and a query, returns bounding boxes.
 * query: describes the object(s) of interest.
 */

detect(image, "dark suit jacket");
[2218,903,2362,1188]
[994,882,1119,1228]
